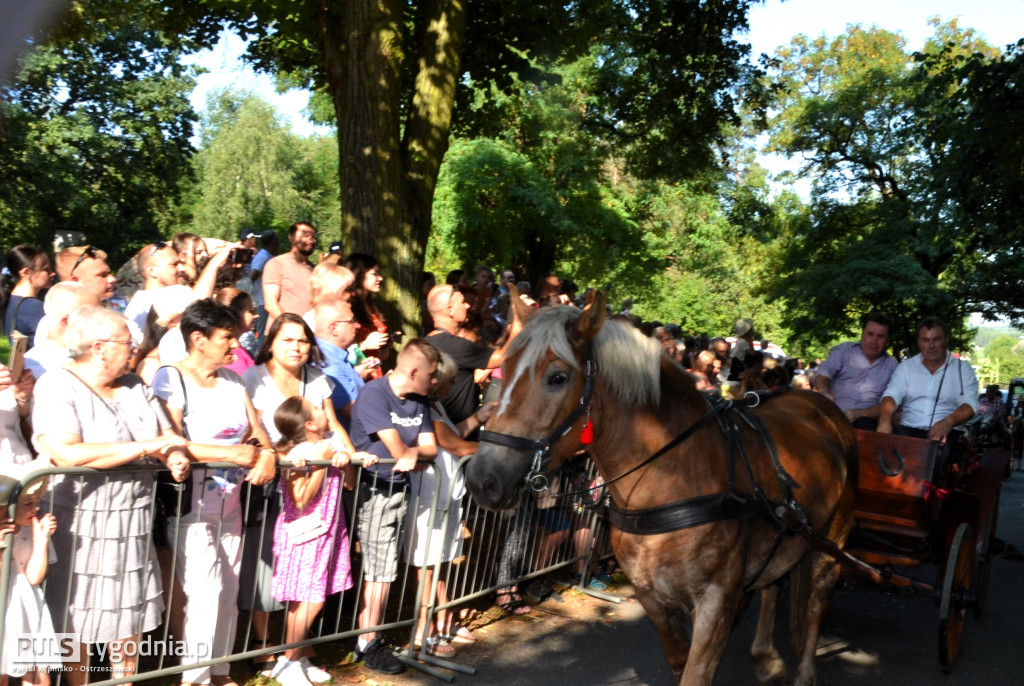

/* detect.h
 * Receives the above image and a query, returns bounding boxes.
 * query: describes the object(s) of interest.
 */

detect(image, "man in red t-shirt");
[262,221,317,332]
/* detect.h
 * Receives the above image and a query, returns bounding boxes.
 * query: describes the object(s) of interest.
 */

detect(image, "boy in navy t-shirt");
[349,339,438,674]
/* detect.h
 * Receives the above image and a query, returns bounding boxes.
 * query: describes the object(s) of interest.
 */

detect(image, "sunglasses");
[70,246,98,276]
[145,240,169,257]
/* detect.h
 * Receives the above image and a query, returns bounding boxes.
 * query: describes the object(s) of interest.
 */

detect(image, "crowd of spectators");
[0,229,994,683]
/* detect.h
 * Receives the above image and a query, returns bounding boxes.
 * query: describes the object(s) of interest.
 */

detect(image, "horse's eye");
[547,370,569,387]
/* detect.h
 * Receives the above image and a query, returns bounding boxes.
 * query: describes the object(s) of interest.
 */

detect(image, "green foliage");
[975,326,1024,350]
[979,335,1024,387]
[182,90,341,242]
[430,45,806,351]
[455,1,763,182]
[431,55,637,286]
[0,0,199,266]
[764,22,1011,354]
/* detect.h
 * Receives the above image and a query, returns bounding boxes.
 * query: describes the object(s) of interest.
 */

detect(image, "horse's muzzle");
[466,447,530,510]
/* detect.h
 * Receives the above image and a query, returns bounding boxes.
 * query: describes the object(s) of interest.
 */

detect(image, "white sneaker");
[299,657,331,683]
[269,656,287,679]
[274,659,314,686]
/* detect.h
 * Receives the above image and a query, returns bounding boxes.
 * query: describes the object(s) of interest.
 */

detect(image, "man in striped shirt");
[815,312,898,430]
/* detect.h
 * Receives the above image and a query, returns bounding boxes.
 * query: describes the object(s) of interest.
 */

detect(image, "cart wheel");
[939,522,976,668]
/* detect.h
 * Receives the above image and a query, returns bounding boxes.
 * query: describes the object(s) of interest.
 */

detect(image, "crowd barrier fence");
[0,455,616,685]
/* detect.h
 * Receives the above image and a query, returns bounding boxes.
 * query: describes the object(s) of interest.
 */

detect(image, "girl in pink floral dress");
[269,396,367,686]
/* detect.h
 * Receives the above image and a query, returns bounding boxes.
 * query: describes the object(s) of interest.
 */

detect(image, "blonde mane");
[501,307,661,412]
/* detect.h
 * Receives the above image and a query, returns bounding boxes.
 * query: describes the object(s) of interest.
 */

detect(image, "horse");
[465,292,857,686]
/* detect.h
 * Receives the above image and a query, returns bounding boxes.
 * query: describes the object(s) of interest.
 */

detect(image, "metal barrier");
[0,454,616,685]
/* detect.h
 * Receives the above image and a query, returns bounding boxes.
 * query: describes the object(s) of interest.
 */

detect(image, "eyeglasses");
[70,246,98,276]
[333,318,356,326]
[100,338,137,351]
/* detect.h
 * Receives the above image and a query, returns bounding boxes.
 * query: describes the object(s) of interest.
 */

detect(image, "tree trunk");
[322,0,466,338]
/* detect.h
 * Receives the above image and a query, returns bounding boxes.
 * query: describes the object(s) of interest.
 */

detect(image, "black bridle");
[478,342,598,491]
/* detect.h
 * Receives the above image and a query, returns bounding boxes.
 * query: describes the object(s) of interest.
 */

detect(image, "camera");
[227,247,254,265]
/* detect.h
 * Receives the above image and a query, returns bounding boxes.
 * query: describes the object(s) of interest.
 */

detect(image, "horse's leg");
[680,586,742,686]
[750,582,787,684]
[635,591,691,678]
[788,549,844,686]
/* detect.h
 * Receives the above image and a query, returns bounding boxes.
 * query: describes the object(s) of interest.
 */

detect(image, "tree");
[0,0,198,265]
[764,23,1008,353]
[161,0,760,334]
[429,55,636,287]
[981,335,1024,387]
[184,90,340,242]
[915,39,1024,325]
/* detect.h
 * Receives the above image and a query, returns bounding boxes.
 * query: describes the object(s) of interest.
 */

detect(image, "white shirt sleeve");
[882,360,909,405]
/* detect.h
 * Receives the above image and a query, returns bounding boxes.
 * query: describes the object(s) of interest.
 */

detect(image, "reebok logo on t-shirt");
[390,412,423,427]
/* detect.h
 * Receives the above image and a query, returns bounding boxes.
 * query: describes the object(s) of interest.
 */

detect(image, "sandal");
[495,591,531,615]
[422,636,457,658]
[447,625,476,645]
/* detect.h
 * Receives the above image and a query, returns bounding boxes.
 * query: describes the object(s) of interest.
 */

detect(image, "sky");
[187,1,1024,138]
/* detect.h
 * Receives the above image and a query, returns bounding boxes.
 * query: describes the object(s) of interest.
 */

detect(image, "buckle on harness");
[526,449,550,492]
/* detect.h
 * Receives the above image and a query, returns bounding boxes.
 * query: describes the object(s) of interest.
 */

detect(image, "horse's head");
[467,291,608,510]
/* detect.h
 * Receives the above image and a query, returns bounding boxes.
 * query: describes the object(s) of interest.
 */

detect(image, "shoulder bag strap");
[156,365,190,440]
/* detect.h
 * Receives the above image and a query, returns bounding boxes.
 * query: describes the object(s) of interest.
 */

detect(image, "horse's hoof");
[754,656,787,685]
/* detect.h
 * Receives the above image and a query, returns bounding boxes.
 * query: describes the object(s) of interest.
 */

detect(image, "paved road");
[387,470,1024,686]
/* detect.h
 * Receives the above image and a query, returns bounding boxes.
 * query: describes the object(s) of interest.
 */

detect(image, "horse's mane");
[502,306,661,410]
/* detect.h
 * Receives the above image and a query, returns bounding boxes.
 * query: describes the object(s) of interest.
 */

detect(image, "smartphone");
[227,247,254,265]
[7,332,27,382]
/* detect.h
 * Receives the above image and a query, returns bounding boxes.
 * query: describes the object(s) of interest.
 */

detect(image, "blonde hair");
[502,307,661,413]
[308,262,354,307]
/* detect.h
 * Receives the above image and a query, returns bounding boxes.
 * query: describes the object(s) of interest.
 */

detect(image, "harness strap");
[479,348,598,455]
[607,492,770,535]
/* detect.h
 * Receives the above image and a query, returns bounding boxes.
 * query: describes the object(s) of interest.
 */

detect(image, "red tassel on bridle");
[580,419,594,445]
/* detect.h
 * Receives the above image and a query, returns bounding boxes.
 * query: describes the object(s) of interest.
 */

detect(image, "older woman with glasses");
[31,306,191,684]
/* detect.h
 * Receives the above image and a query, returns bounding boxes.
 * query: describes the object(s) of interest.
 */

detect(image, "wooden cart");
[845,429,1003,668]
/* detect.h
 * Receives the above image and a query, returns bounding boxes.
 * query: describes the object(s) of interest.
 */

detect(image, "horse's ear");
[576,289,607,341]
[507,282,535,324]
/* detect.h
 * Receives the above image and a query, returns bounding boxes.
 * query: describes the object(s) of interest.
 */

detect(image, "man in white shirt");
[878,316,979,442]
[124,242,185,332]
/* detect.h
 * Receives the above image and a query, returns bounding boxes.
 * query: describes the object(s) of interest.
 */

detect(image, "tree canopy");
[184,90,340,243]
[0,0,198,264]
[764,21,1022,352]
[155,0,761,334]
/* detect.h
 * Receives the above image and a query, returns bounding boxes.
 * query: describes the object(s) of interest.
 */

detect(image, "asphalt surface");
[366,468,1024,686]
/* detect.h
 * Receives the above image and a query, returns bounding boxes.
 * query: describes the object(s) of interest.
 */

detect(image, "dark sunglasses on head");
[70,246,98,276]
[145,240,169,257]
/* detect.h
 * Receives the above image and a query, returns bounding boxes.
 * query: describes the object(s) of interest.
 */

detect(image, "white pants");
[171,516,242,683]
